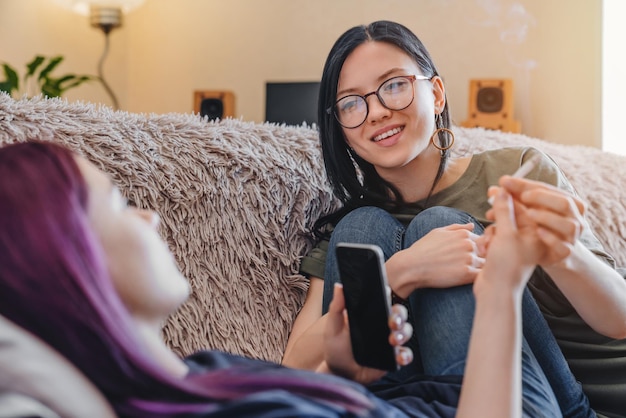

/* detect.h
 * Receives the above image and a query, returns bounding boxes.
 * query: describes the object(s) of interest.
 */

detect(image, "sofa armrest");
[0,316,115,418]
[0,392,60,418]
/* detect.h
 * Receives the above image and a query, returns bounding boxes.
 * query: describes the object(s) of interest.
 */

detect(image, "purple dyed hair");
[0,141,373,416]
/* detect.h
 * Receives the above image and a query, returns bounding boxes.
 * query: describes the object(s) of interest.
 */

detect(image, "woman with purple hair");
[0,140,561,417]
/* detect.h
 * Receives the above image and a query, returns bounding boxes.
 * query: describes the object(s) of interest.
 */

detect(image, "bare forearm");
[282,278,328,370]
[282,314,328,370]
[457,282,522,418]
[545,241,626,338]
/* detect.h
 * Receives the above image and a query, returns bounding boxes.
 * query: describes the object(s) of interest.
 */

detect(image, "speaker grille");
[193,91,235,121]
[461,79,520,133]
[200,98,224,121]
[476,87,504,113]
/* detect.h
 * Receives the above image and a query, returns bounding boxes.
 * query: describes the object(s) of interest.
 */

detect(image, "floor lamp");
[53,0,146,110]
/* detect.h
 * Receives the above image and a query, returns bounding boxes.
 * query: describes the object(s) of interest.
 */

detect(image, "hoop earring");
[429,128,455,151]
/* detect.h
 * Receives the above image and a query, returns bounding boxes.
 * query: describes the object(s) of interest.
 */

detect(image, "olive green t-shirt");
[300,146,625,417]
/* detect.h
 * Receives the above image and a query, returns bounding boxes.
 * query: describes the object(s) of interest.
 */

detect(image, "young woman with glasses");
[283,20,626,418]
[1,140,575,417]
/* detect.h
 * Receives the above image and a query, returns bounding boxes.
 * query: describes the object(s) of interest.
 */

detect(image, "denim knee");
[404,206,484,246]
[329,206,403,246]
[322,207,404,313]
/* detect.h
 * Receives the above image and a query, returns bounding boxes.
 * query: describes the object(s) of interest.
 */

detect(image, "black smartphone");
[335,242,398,372]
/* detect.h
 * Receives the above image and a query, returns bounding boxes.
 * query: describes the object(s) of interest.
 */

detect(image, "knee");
[331,206,397,243]
[338,206,389,226]
[412,284,476,320]
[407,206,483,234]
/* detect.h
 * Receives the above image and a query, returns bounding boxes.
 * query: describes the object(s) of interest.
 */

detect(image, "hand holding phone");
[335,242,398,372]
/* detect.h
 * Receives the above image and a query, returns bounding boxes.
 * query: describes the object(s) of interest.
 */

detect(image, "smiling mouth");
[372,127,403,142]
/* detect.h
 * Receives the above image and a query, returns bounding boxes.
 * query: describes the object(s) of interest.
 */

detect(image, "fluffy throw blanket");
[1,94,624,363]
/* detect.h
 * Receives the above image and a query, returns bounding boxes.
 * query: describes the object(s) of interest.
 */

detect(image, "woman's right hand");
[387,223,484,297]
[486,176,586,268]
[475,188,543,291]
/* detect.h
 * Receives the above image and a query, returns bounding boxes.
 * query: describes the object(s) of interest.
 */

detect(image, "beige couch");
[1,93,625,415]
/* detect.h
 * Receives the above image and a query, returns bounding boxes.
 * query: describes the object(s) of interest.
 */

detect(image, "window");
[602,0,626,155]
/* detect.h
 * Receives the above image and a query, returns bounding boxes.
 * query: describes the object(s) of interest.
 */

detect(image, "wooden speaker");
[461,79,521,133]
[193,90,235,121]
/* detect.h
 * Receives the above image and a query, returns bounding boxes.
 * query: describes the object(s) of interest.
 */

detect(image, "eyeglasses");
[328,75,430,129]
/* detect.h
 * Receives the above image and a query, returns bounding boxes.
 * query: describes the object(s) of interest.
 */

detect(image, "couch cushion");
[0,393,59,418]
[0,316,115,418]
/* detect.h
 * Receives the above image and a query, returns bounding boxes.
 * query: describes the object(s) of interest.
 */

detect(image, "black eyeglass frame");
[327,74,431,129]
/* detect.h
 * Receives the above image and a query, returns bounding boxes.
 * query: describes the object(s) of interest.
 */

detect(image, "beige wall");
[0,0,602,147]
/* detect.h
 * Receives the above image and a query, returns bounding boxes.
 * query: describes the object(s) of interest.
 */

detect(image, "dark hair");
[0,141,372,416]
[316,21,452,232]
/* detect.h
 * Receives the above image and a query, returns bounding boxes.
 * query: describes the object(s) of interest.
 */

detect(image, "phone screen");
[335,243,398,371]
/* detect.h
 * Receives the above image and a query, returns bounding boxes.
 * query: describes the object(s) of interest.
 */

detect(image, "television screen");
[265,81,320,126]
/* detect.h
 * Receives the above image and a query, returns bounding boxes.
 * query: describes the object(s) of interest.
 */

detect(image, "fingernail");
[400,349,413,365]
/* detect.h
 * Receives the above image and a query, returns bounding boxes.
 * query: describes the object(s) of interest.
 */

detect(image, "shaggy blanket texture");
[1,94,625,364]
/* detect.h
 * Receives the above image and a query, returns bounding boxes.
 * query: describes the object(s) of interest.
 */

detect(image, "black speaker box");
[193,91,235,121]
[476,86,504,113]
[461,79,520,133]
[200,98,224,120]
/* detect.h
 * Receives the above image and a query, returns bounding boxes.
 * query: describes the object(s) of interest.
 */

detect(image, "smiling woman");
[286,20,626,418]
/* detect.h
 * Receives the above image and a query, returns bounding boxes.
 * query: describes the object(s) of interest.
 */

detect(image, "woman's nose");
[136,209,160,229]
[366,94,391,123]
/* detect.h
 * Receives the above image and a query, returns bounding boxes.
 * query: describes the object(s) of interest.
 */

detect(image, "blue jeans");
[322,206,594,418]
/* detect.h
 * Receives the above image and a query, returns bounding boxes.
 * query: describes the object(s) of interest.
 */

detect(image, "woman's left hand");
[323,284,413,384]
[485,176,586,267]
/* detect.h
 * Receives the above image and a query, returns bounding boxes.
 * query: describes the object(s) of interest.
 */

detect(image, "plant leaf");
[25,56,45,88]
[25,55,45,77]
[58,75,94,91]
[41,79,62,97]
[38,56,64,81]
[44,74,94,96]
[0,63,19,93]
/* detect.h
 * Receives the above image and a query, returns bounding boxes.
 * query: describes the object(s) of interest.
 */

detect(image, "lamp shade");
[53,0,146,16]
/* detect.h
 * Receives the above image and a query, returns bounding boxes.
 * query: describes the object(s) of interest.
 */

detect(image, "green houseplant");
[0,55,94,98]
